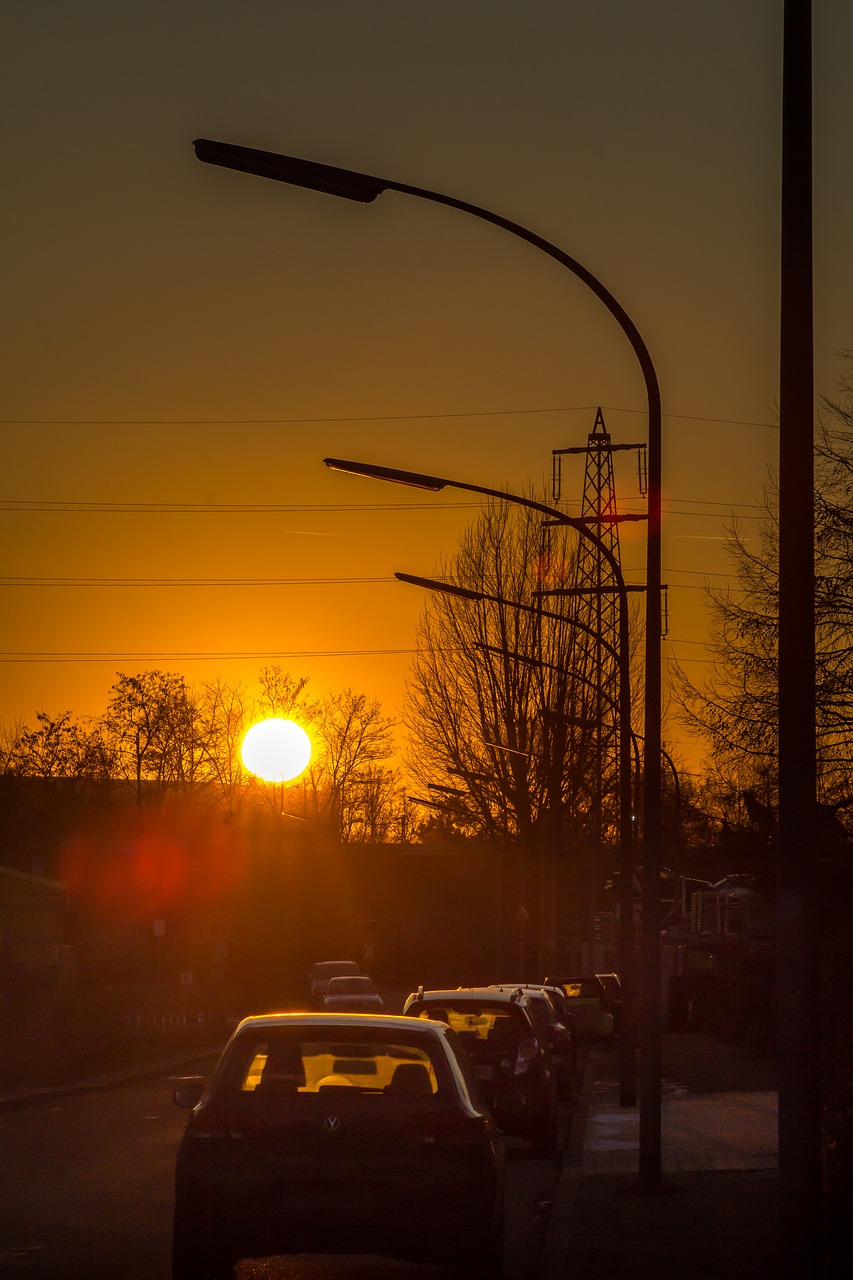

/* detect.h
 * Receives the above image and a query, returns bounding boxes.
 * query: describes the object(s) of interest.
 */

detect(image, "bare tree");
[256,666,318,722]
[307,689,397,840]
[0,717,26,775]
[339,764,406,844]
[194,676,251,814]
[4,710,112,780]
[674,365,853,815]
[402,496,608,853]
[102,671,197,804]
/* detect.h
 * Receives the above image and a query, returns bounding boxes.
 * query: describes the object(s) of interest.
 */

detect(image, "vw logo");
[322,1114,342,1134]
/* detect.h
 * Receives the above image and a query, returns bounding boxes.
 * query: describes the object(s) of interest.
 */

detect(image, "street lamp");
[194,138,663,1180]
[347,471,636,1106]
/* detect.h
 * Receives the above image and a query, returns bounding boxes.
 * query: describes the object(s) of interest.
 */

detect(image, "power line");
[0,648,417,664]
[0,638,712,663]
[0,496,768,517]
[0,567,741,590]
[0,576,397,588]
[0,499,479,514]
[0,404,778,429]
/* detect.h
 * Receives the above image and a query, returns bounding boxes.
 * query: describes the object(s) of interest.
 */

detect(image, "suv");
[306,959,361,1006]
[172,1012,504,1279]
[545,974,615,1041]
[490,983,577,1092]
[403,985,559,1156]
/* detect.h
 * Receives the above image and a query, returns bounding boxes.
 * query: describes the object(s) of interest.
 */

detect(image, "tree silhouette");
[674,365,853,817]
[403,494,618,864]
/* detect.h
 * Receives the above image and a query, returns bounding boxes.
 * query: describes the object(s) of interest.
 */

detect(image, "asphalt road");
[0,1057,570,1279]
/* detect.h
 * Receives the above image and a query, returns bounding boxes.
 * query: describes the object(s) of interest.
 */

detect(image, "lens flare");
[241,718,312,782]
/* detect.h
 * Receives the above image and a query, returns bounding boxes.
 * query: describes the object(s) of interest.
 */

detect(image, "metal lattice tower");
[552,407,646,840]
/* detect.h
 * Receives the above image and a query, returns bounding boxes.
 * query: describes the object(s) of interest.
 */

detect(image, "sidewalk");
[544,1032,780,1279]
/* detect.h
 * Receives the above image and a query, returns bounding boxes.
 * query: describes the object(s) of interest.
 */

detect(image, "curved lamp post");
[193,138,663,1181]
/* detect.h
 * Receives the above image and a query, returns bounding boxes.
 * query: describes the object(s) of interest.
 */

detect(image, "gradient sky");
[3,1,852,777]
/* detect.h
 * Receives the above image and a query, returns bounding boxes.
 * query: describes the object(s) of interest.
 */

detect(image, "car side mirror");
[173,1080,205,1108]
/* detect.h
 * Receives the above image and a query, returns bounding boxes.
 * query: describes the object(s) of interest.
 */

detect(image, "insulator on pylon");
[637,445,648,497]
[551,450,562,503]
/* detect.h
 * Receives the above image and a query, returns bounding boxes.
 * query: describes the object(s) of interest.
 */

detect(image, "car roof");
[491,984,550,1000]
[491,982,556,992]
[406,986,533,1010]
[232,1012,437,1035]
[498,981,566,992]
[549,974,605,986]
[410,986,519,999]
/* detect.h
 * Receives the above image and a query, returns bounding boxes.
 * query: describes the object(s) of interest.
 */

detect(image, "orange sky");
[3,2,852,781]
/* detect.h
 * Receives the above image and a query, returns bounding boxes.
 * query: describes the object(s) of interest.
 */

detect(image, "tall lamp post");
[193,138,663,1180]
[778,3,820,1272]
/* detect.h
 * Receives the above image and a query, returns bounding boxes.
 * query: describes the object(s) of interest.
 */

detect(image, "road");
[0,1058,570,1280]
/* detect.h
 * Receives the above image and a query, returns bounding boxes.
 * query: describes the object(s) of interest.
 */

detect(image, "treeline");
[0,666,406,844]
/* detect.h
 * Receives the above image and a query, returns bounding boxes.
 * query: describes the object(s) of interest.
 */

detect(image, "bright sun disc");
[241,718,312,782]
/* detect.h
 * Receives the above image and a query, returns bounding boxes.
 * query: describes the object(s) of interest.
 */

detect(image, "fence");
[0,981,242,1089]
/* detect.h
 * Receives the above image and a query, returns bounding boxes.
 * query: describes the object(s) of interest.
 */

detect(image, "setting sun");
[241,718,312,782]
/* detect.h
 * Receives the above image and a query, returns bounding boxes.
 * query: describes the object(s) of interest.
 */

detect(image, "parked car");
[306,959,361,1006]
[545,974,615,1041]
[172,1011,505,1279]
[490,983,577,1090]
[402,985,559,1156]
[322,975,384,1012]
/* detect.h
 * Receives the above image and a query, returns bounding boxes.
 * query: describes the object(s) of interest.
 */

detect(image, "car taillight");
[185,1103,266,1139]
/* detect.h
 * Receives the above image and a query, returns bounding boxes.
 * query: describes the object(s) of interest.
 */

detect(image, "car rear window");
[564,982,602,1000]
[415,1004,525,1044]
[215,1031,443,1097]
[326,977,375,995]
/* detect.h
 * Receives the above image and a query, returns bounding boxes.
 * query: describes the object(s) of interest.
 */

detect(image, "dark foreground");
[561,1167,779,1280]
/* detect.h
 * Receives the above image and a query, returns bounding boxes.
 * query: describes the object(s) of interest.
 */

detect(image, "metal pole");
[778,2,821,1274]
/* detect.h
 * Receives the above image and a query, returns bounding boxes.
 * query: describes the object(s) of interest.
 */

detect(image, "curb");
[540,1043,599,1278]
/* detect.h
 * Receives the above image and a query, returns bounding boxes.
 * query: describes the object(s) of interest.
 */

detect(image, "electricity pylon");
[552,407,647,842]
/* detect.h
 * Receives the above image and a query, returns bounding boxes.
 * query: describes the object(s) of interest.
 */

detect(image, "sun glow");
[241,718,312,782]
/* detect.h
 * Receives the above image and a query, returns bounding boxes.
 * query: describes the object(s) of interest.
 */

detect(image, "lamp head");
[324,458,448,491]
[193,138,386,204]
[395,572,483,602]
